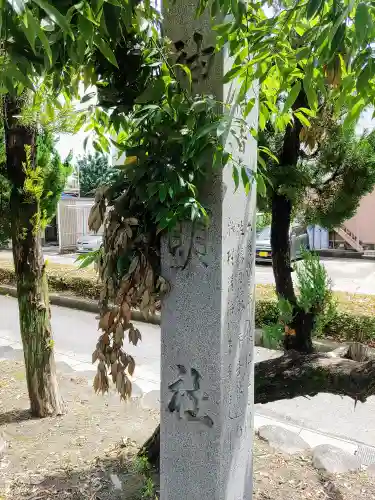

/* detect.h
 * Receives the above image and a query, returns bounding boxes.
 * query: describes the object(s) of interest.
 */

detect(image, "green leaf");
[259,109,266,130]
[244,98,255,117]
[241,166,251,195]
[283,81,301,113]
[135,78,165,104]
[357,62,371,94]
[6,64,34,90]
[159,184,167,202]
[191,100,207,113]
[31,0,72,36]
[306,0,324,19]
[174,64,192,87]
[194,121,222,140]
[257,155,266,169]
[294,111,311,127]
[38,24,53,64]
[355,3,372,45]
[79,14,94,41]
[343,98,365,128]
[22,10,37,53]
[330,23,346,54]
[94,35,118,67]
[75,250,100,269]
[256,173,266,197]
[232,165,239,191]
[223,65,244,83]
[258,146,279,164]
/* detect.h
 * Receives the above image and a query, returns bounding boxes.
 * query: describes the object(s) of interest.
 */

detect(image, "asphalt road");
[256,258,375,295]
[1,295,375,449]
[2,250,375,294]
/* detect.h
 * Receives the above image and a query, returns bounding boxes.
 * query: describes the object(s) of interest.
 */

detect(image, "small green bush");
[255,299,375,345]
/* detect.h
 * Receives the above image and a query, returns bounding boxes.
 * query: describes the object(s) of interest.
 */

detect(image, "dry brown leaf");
[92,349,99,364]
[125,225,132,238]
[127,355,135,376]
[141,290,150,310]
[121,352,129,369]
[129,328,141,346]
[128,256,139,275]
[125,217,138,226]
[98,360,106,372]
[121,301,131,324]
[111,362,118,383]
[110,349,117,364]
[145,268,154,288]
[98,311,111,331]
[93,373,100,393]
[116,371,124,393]
[125,376,132,397]
[115,323,124,345]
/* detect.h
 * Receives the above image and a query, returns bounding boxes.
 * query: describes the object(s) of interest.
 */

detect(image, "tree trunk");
[4,95,64,417]
[270,88,314,354]
[139,424,161,469]
[271,192,314,353]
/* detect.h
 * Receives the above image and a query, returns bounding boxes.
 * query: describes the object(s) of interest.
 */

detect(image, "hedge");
[255,299,375,345]
[0,261,100,300]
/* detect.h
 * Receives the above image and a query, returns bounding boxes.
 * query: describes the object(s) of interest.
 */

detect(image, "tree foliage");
[0,128,71,245]
[258,119,375,228]
[305,125,375,228]
[77,152,114,197]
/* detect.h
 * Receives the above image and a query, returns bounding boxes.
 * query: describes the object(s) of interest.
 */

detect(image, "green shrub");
[254,300,279,326]
[296,250,337,335]
[255,299,375,345]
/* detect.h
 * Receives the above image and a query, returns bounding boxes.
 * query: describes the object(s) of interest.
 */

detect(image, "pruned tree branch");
[255,346,375,405]
[140,343,375,466]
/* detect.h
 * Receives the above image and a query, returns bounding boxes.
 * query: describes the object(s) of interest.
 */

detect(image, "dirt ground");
[0,360,374,500]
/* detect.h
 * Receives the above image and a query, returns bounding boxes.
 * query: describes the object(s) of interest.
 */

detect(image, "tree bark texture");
[271,88,313,354]
[4,95,64,417]
[141,345,375,466]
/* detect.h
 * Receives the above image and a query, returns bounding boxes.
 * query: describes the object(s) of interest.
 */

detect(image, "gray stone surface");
[258,425,310,455]
[367,463,375,476]
[313,444,361,473]
[161,4,258,500]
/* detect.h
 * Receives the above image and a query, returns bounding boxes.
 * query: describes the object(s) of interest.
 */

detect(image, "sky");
[56,107,375,167]
[56,130,91,163]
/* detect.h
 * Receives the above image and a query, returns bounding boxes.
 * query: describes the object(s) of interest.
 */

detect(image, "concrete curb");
[253,411,375,466]
[0,285,162,325]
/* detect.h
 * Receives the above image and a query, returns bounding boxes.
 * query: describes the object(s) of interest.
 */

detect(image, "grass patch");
[256,283,375,317]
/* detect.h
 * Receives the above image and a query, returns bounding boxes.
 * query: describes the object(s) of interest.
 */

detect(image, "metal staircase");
[334,225,363,252]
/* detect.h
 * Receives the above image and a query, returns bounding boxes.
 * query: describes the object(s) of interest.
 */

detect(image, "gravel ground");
[0,359,374,499]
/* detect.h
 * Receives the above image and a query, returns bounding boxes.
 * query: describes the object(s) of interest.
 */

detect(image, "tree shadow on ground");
[3,445,160,500]
[0,409,34,427]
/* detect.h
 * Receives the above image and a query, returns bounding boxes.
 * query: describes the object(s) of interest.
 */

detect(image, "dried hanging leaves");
[89,198,170,401]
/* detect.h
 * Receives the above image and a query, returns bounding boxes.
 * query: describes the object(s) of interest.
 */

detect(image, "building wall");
[57,197,99,252]
[344,188,375,246]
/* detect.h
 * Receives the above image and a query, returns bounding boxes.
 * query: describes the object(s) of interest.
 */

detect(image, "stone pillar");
[161,4,258,500]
